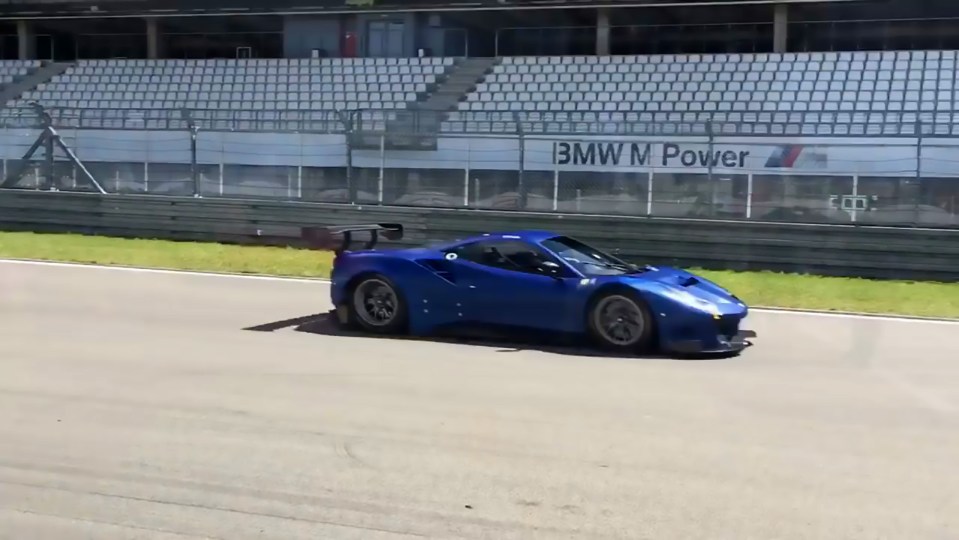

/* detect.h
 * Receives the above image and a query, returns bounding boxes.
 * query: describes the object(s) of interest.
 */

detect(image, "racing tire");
[586,289,656,353]
[346,273,408,335]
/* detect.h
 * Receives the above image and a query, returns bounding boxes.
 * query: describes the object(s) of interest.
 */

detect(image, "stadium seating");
[0,60,41,87]
[9,57,454,130]
[445,50,959,136]
[5,51,959,136]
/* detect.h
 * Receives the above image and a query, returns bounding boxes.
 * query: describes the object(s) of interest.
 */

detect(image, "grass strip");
[1,231,957,319]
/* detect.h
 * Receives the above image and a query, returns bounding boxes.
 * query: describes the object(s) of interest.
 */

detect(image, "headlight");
[660,287,721,315]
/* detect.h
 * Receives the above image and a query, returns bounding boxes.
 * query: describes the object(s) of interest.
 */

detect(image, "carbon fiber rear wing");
[301,223,404,254]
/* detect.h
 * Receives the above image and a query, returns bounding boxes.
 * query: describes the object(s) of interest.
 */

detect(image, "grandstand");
[3,50,958,136]
[4,57,454,131]
[449,51,958,136]
[20,58,451,111]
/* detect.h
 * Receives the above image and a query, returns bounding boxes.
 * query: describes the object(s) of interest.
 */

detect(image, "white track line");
[3,258,958,325]
[0,258,325,283]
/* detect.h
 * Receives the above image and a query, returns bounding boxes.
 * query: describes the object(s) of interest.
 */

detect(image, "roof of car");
[468,230,561,243]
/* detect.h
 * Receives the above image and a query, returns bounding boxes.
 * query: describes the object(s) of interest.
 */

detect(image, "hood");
[623,266,748,315]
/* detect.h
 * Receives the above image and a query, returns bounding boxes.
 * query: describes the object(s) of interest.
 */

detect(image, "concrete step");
[358,57,501,149]
[410,56,499,117]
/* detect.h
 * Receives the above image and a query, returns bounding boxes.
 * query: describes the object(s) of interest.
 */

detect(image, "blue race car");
[302,223,756,355]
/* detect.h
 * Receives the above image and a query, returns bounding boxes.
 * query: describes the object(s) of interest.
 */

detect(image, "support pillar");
[596,7,610,56]
[773,2,788,53]
[146,17,161,59]
[17,20,36,60]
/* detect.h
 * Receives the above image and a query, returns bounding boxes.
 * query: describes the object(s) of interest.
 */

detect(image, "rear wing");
[301,223,404,254]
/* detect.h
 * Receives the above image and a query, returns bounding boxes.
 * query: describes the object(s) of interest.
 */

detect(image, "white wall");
[2,128,957,178]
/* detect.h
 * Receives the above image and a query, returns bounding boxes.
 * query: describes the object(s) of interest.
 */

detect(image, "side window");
[449,240,561,275]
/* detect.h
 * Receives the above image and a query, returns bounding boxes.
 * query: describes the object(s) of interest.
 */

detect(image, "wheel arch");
[343,270,385,299]
[340,259,416,304]
[343,269,411,333]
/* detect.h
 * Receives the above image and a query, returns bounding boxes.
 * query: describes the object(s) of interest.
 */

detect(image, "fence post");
[42,108,54,190]
[707,116,716,217]
[514,111,527,210]
[464,135,471,207]
[914,119,923,227]
[339,109,356,205]
[378,132,385,204]
[181,108,200,198]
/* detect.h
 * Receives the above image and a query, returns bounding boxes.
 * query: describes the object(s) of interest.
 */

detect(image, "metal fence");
[3,105,955,137]
[1,105,958,228]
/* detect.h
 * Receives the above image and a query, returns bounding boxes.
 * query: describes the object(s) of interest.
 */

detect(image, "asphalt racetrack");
[1,261,957,540]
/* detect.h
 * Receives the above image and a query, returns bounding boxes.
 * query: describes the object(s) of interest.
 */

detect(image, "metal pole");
[914,119,923,227]
[343,110,356,205]
[464,136,471,207]
[190,122,200,197]
[552,169,559,211]
[515,112,527,210]
[378,133,385,204]
[646,171,653,216]
[707,117,716,217]
[43,122,54,190]
[851,174,858,224]
[297,165,303,199]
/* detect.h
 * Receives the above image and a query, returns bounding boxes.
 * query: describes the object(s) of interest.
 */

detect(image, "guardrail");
[1,189,957,282]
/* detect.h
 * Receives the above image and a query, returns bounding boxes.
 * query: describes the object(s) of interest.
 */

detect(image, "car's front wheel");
[348,274,408,334]
[586,289,655,353]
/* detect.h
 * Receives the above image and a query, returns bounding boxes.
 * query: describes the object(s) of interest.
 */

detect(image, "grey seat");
[449,51,941,135]
[18,57,449,130]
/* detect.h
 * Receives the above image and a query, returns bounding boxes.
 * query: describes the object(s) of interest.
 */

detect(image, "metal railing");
[2,189,958,281]
[1,105,958,228]
[4,105,955,138]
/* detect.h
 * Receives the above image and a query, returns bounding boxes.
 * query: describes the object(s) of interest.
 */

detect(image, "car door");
[444,239,578,332]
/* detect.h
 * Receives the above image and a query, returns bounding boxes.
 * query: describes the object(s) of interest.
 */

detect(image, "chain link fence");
[1,105,957,228]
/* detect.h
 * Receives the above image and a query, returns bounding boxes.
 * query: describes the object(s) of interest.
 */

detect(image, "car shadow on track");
[243,311,738,361]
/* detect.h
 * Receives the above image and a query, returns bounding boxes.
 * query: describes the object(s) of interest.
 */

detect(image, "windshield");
[541,235,643,276]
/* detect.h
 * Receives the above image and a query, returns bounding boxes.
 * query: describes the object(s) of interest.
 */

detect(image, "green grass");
[1,231,957,319]
[693,269,959,319]
[0,231,334,278]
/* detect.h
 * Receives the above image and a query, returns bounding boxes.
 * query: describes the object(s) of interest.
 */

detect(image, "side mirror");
[540,260,563,277]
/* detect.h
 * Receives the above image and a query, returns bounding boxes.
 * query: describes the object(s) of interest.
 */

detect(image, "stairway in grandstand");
[367,56,500,150]
[416,57,500,114]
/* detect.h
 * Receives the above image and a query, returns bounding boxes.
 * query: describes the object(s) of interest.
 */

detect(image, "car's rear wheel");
[348,274,408,334]
[587,290,655,353]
